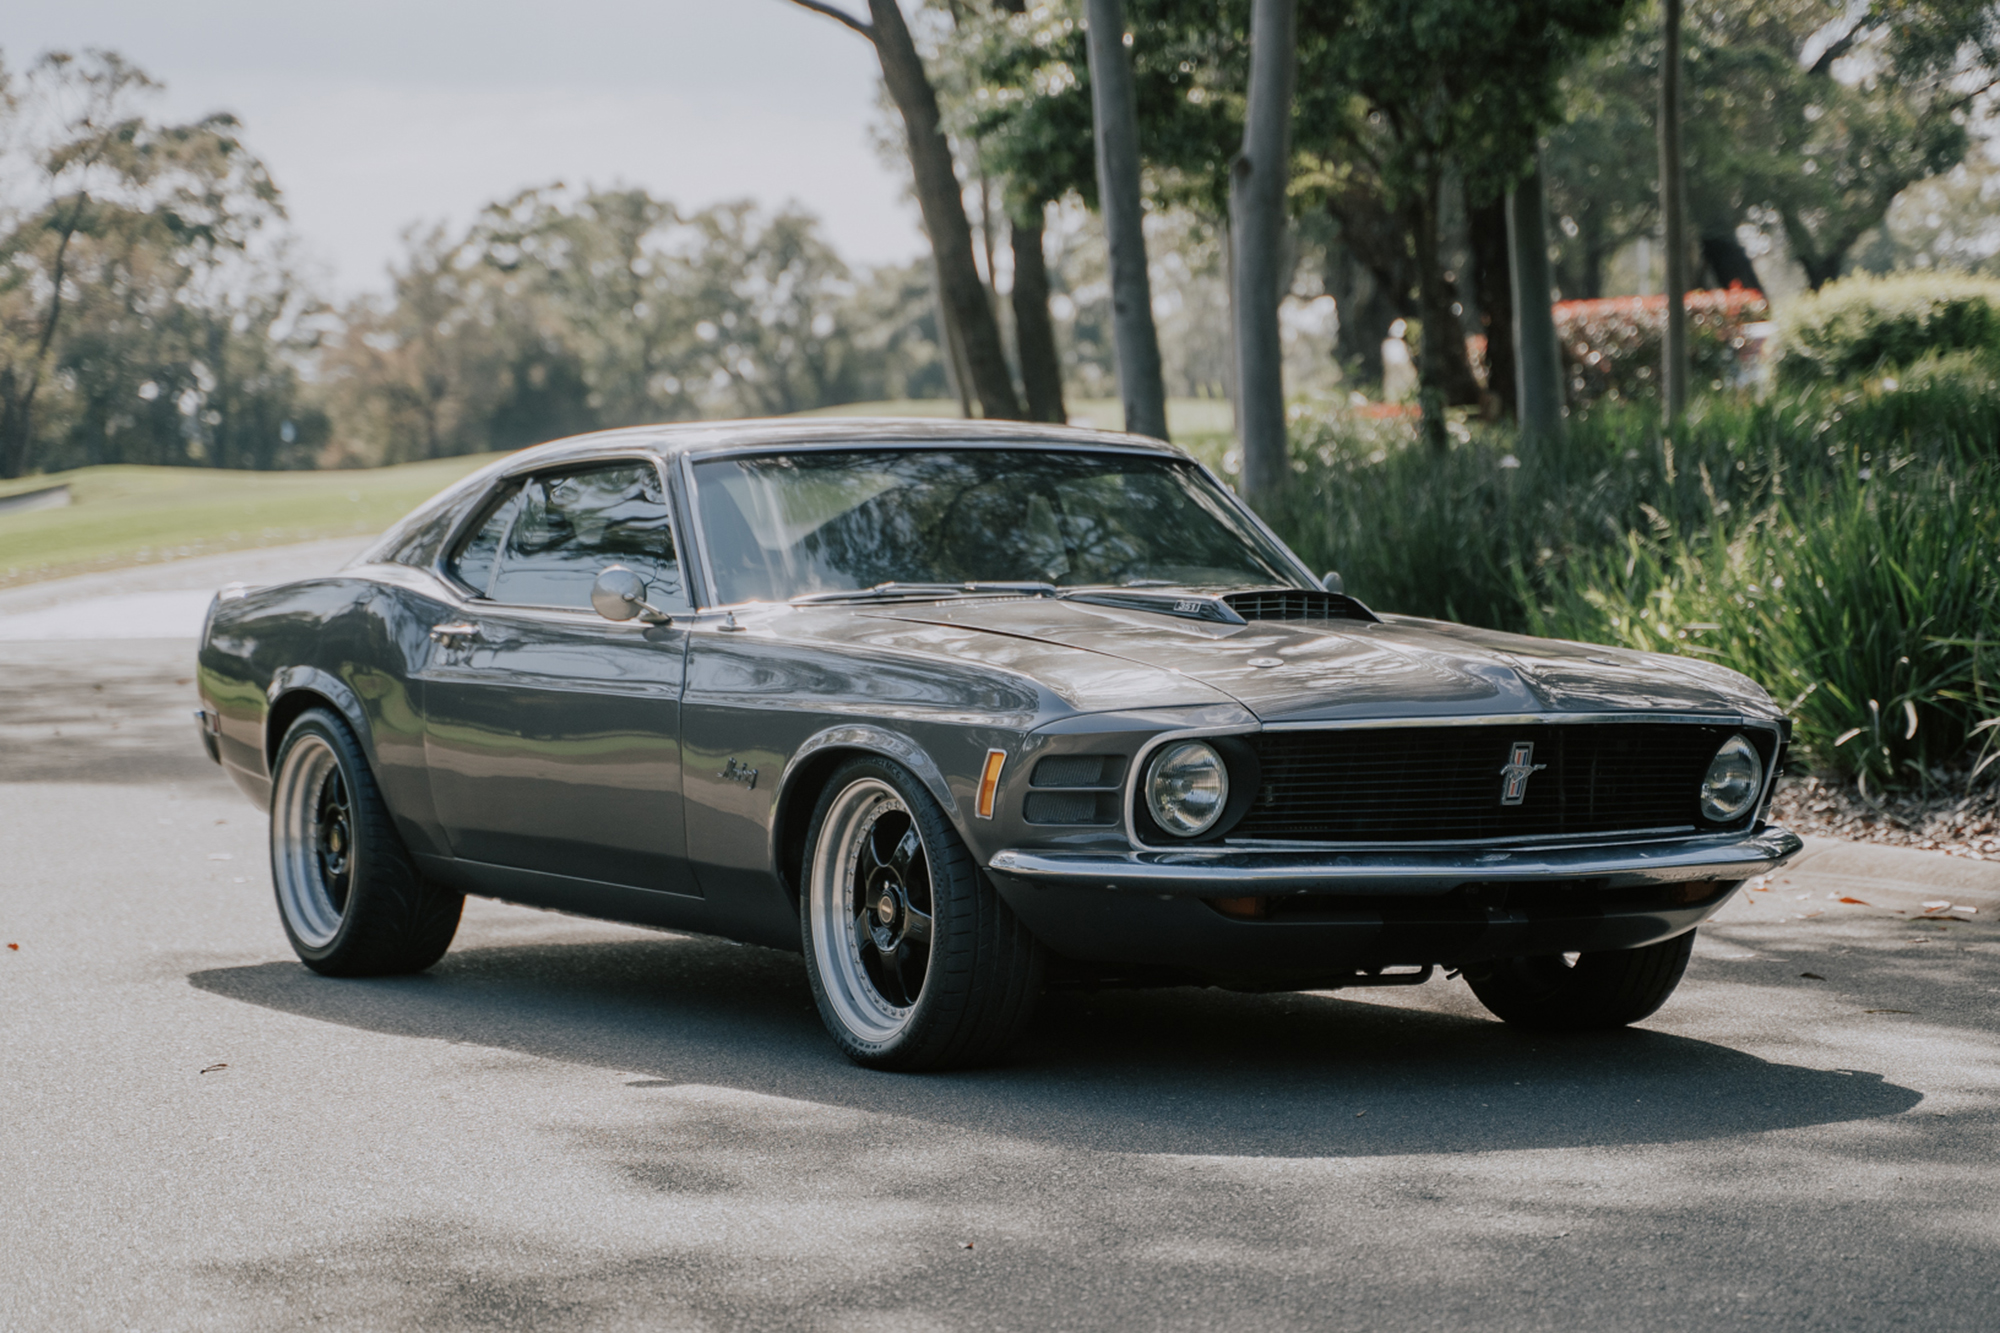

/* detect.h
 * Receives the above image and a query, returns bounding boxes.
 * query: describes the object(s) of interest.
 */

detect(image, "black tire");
[800,756,1043,1071]
[1463,930,1696,1031]
[269,707,462,977]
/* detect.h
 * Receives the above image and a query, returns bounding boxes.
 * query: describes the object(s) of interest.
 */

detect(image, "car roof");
[499,416,1191,469]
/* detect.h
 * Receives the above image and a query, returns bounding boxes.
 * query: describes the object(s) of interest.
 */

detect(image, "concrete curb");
[1761,834,2000,918]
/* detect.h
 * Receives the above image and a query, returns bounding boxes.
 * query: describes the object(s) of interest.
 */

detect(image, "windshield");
[690,447,1306,605]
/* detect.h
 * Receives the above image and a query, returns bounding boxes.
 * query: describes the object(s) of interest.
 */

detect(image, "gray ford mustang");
[196,419,1801,1068]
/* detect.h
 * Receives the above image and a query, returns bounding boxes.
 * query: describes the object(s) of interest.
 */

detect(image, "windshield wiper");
[791,581,1059,605]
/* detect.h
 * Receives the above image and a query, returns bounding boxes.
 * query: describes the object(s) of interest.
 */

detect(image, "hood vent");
[1223,589,1379,624]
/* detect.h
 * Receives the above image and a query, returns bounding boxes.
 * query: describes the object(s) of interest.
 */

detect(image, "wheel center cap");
[876,892,898,925]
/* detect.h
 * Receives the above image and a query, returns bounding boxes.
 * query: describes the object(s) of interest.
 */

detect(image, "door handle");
[429,621,482,646]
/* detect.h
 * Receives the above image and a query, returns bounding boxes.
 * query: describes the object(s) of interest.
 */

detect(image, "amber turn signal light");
[976,749,1006,819]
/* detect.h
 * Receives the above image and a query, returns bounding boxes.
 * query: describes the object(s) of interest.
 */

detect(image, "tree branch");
[783,0,874,40]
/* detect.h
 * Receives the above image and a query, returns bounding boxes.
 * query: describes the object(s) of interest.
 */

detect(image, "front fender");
[768,722,964,883]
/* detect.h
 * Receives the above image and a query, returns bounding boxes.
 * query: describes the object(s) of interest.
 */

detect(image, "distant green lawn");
[0,397,1237,588]
[0,456,501,589]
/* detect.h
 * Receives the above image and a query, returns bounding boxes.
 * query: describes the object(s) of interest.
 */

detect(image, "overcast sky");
[3,0,924,296]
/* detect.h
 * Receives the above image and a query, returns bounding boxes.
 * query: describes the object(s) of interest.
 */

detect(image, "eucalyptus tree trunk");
[1230,0,1296,509]
[790,0,1025,418]
[1659,0,1690,424]
[1084,0,1169,441]
[1506,156,1565,451]
[994,0,1067,424]
[1010,209,1068,423]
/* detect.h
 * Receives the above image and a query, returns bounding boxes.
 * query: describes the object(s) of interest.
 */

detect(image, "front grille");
[1230,722,1753,843]
[1223,589,1377,624]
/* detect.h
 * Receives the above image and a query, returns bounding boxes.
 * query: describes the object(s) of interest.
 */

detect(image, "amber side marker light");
[976,750,1007,819]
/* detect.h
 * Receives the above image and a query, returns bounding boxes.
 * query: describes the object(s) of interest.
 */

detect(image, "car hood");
[860,596,1781,724]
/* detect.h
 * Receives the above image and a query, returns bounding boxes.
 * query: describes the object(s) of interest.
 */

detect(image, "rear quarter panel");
[198,567,452,858]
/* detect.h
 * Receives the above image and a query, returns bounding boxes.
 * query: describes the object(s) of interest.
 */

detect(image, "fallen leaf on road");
[1865,1010,1914,1015]
[207,853,232,861]
[1799,972,1827,980]
[199,1063,228,1074]
[959,1241,974,1250]
[1833,896,1870,905]
[1922,900,1951,911]
[5,943,16,951]
[1355,1110,1366,1117]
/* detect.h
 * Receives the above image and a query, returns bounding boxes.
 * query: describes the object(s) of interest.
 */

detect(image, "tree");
[1661,0,1691,422]
[1085,0,1171,440]
[1548,1,1990,299]
[785,0,1025,419]
[1232,0,1296,501]
[0,50,303,477]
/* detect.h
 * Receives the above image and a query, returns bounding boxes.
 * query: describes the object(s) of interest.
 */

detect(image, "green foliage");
[323,189,951,465]
[0,50,315,478]
[1546,0,1981,296]
[1776,272,2000,383]
[1527,464,2000,790]
[1265,375,2000,788]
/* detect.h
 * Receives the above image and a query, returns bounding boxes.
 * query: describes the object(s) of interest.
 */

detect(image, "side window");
[449,486,524,597]
[484,463,687,611]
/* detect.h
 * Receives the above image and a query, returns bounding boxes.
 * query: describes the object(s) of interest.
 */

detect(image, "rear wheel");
[270,708,462,976]
[1462,930,1696,1031]
[801,757,1042,1070]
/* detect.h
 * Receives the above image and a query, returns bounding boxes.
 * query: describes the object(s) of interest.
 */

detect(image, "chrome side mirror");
[1321,570,1344,595]
[591,565,671,625]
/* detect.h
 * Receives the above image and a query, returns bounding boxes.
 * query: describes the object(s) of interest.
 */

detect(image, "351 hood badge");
[721,757,759,790]
[1498,742,1546,806]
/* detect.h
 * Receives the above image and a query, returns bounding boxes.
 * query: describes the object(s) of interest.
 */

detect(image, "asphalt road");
[3,551,1998,1331]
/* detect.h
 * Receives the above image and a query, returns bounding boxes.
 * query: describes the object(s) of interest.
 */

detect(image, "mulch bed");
[1772,772,2000,861]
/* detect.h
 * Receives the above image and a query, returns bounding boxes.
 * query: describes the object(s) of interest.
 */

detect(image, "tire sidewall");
[800,756,964,1066]
[270,709,375,968]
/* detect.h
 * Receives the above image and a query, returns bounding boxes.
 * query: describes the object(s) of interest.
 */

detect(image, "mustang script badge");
[1498,742,1546,806]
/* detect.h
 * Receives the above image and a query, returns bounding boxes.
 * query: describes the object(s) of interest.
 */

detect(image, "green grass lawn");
[0,398,1241,589]
[0,456,501,589]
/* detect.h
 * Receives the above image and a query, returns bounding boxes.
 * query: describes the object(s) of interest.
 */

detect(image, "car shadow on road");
[188,932,1920,1158]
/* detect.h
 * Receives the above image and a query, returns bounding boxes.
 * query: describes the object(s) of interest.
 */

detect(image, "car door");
[419,458,697,899]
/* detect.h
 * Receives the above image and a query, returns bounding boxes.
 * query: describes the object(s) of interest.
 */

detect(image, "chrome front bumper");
[987,826,1803,896]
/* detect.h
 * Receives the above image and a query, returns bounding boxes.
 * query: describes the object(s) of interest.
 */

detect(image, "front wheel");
[270,708,463,976]
[801,757,1043,1070]
[1462,930,1696,1031]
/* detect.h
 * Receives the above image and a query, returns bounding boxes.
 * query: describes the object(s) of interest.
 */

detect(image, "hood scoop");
[1058,589,1246,624]
[1222,588,1379,625]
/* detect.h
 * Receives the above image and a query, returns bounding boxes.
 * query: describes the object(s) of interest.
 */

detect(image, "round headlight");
[1699,733,1764,823]
[1145,740,1230,838]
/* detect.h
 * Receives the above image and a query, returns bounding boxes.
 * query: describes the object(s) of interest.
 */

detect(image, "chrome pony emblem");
[1498,742,1546,806]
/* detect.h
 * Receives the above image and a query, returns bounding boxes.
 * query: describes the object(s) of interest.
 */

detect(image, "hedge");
[1554,287,1770,407]
[1777,272,2000,384]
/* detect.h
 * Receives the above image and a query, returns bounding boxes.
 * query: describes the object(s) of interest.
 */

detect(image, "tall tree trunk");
[1659,0,1691,423]
[1467,193,1515,421]
[862,0,1024,419]
[1409,178,1482,450]
[1507,156,1566,452]
[993,0,1065,423]
[1010,209,1068,422]
[931,253,976,417]
[1084,0,1170,441]
[1231,0,1296,509]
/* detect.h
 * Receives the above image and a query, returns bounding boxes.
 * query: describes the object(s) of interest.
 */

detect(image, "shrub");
[1267,381,2000,790]
[1522,463,2000,791]
[1776,272,2000,384]
[1554,288,1769,407]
